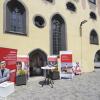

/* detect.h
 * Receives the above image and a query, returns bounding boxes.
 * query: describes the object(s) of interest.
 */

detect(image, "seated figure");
[0,61,10,83]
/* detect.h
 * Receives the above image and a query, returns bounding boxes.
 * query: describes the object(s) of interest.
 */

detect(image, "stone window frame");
[33,15,46,28]
[90,29,99,45]
[88,0,96,4]
[51,14,67,55]
[4,0,28,36]
[66,2,77,12]
[90,12,97,20]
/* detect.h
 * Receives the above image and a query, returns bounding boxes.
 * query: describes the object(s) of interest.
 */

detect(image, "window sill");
[5,31,27,36]
[90,43,99,45]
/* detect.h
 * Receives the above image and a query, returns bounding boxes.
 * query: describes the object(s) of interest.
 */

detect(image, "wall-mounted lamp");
[80,20,87,26]
[80,20,87,36]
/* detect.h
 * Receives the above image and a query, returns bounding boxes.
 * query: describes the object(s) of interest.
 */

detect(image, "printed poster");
[48,55,57,66]
[0,47,17,82]
[17,55,29,79]
[60,51,73,79]
[48,55,58,70]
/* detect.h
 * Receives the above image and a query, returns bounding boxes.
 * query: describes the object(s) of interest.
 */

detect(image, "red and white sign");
[60,51,72,63]
[61,54,72,62]
[0,47,17,83]
[60,51,73,79]
[48,55,57,61]
[48,55,58,67]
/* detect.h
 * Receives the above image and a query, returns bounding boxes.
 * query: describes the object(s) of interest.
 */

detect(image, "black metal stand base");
[42,78,54,88]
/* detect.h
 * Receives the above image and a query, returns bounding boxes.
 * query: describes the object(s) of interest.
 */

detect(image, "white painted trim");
[17,55,29,58]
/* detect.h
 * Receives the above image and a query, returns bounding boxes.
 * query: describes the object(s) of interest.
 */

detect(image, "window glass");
[34,16,45,28]
[66,2,76,12]
[51,14,66,55]
[89,0,96,4]
[90,12,97,20]
[6,0,26,35]
[90,30,99,45]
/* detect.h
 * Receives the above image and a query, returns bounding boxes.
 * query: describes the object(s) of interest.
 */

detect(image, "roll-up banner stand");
[0,47,17,83]
[60,50,74,79]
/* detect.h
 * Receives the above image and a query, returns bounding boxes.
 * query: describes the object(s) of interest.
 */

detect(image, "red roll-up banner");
[0,47,17,83]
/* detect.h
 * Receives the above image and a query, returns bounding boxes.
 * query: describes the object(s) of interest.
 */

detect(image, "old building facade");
[0,0,100,75]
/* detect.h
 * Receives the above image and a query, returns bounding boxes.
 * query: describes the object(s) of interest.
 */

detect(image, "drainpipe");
[80,20,87,68]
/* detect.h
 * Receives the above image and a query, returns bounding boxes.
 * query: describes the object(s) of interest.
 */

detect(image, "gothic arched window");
[90,29,99,45]
[6,0,26,35]
[51,14,66,55]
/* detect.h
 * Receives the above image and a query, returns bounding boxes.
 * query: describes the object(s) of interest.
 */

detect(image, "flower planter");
[16,75,27,86]
[52,71,60,80]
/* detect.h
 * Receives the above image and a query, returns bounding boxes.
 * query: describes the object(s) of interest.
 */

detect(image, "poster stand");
[0,47,17,83]
[59,51,74,79]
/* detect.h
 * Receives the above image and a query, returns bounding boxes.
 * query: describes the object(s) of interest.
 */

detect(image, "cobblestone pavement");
[7,69,100,100]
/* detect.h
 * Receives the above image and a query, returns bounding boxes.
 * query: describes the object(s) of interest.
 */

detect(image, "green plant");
[16,70,27,86]
[18,70,26,76]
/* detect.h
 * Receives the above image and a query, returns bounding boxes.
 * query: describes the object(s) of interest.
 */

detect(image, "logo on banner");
[61,54,72,62]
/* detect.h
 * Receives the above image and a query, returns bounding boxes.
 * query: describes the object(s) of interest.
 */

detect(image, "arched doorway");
[29,49,47,76]
[51,14,67,55]
[94,50,100,68]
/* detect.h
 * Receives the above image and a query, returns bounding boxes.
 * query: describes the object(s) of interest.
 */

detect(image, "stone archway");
[29,49,47,76]
[94,50,100,68]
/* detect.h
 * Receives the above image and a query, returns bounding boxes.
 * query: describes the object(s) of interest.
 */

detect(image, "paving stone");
[7,69,100,100]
